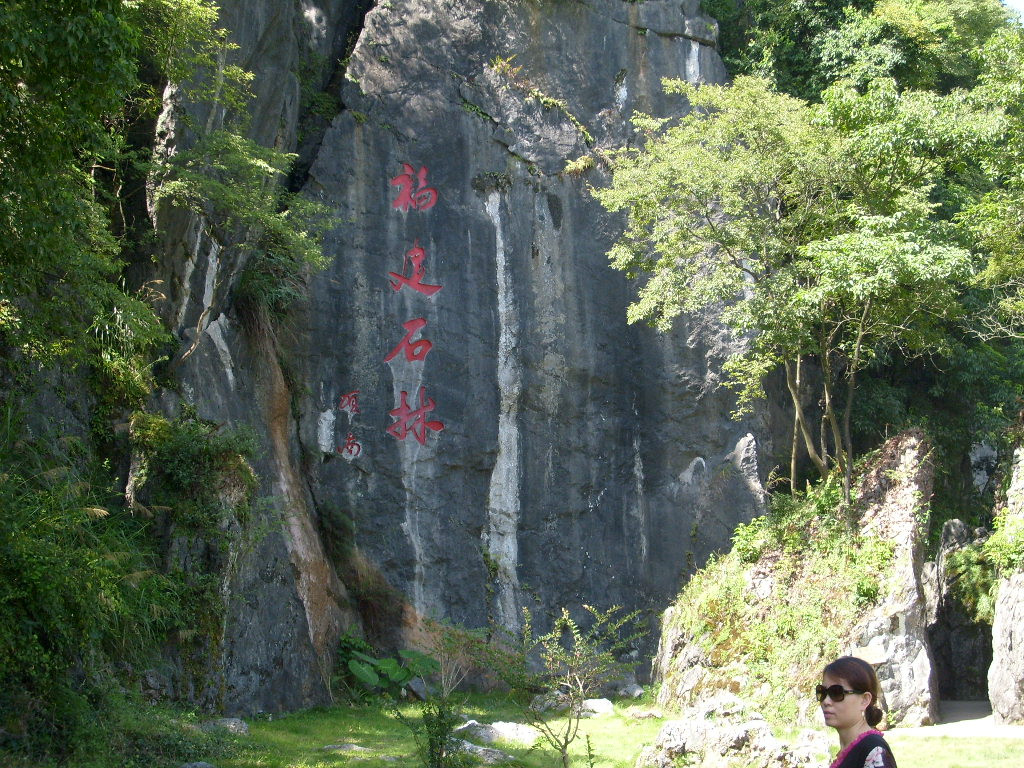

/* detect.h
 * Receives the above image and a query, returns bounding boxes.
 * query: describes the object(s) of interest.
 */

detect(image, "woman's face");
[820,672,872,731]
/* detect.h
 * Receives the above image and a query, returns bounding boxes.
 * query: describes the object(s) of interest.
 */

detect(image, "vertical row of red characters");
[337,163,445,460]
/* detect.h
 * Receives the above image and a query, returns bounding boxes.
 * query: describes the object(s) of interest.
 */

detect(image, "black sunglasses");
[815,684,865,702]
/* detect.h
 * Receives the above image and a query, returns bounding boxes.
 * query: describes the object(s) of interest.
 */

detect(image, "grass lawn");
[885,731,1024,768]
[222,695,665,768]
[227,699,1024,768]
[6,696,1022,767]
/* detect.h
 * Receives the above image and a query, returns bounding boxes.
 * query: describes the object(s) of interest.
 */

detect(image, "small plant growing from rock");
[487,604,645,768]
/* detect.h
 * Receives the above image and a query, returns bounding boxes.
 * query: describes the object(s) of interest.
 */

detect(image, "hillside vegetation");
[3,0,1024,766]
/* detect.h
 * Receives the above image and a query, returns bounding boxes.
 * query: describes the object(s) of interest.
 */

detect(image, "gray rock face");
[989,446,1024,724]
[141,0,773,712]
[989,572,1024,723]
[303,0,765,644]
[926,519,992,700]
[848,429,938,726]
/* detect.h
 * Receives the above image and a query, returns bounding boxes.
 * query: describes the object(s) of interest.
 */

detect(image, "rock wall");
[989,446,1024,724]
[142,0,773,713]
[849,429,938,726]
[924,519,992,701]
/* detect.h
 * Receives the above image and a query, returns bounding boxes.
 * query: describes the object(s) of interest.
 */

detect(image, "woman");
[817,656,897,768]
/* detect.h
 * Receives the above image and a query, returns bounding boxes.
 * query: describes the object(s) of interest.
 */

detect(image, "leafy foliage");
[668,477,894,723]
[487,605,645,768]
[0,410,182,759]
[596,75,975,494]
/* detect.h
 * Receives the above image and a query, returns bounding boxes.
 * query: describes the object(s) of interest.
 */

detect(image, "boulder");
[455,739,514,764]
[990,574,1024,724]
[582,698,615,715]
[635,697,820,768]
[453,720,541,746]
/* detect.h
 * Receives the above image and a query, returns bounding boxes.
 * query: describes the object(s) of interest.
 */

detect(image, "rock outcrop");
[848,429,939,725]
[989,446,1024,724]
[635,694,827,768]
[651,430,938,727]
[925,519,992,701]
[139,0,773,712]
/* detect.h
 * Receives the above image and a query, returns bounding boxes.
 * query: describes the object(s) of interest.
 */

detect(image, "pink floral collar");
[829,729,883,768]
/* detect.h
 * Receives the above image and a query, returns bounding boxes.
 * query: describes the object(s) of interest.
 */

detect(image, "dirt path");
[891,700,1024,739]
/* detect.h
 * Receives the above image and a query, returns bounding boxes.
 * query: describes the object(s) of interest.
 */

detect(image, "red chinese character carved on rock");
[338,390,360,416]
[386,387,444,444]
[388,240,442,297]
[390,164,438,211]
[384,317,432,363]
[337,433,362,459]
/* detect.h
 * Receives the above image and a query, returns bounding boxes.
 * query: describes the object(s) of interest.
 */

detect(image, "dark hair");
[823,656,885,727]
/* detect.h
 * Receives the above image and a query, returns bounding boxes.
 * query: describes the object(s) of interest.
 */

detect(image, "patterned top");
[863,745,896,768]
[830,730,897,768]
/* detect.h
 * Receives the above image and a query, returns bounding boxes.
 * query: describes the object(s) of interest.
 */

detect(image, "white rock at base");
[582,698,614,715]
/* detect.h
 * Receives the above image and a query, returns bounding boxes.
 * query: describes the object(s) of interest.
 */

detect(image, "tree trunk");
[841,300,872,504]
[790,356,802,490]
[820,351,847,475]
[785,359,828,477]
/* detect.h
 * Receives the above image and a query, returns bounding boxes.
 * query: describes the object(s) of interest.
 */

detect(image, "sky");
[1007,0,1024,19]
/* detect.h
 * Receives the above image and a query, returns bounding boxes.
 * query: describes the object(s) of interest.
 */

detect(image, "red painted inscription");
[338,390,360,416]
[388,240,442,297]
[384,317,433,363]
[337,432,363,459]
[387,386,444,444]
[390,164,438,211]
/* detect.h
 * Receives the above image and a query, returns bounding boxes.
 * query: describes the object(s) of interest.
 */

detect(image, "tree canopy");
[599,4,1024,498]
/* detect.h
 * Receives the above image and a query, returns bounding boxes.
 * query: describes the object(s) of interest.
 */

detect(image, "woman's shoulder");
[862,739,897,768]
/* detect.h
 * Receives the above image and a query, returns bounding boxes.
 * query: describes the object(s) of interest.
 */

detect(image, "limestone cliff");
[143,0,772,713]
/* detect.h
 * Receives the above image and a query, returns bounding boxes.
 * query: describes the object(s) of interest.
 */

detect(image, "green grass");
[4,694,1022,768]
[221,695,666,768]
[885,732,1024,768]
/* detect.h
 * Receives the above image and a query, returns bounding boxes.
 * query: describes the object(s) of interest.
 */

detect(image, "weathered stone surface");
[454,720,541,746]
[582,698,615,715]
[456,739,514,764]
[990,572,1024,723]
[848,429,938,726]
[927,519,992,700]
[139,0,773,713]
[989,446,1024,724]
[305,0,766,648]
[635,694,822,768]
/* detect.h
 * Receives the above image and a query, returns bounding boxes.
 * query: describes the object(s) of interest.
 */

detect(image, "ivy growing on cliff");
[1,0,329,760]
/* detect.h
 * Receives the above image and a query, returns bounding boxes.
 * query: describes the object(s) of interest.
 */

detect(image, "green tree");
[700,0,871,101]
[819,0,1010,93]
[595,76,975,498]
[960,27,1024,328]
[486,605,643,768]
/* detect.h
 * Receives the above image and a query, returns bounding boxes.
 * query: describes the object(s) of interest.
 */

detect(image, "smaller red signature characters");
[387,386,445,445]
[388,240,442,297]
[338,390,360,416]
[384,317,433,363]
[390,164,438,212]
[337,433,362,460]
